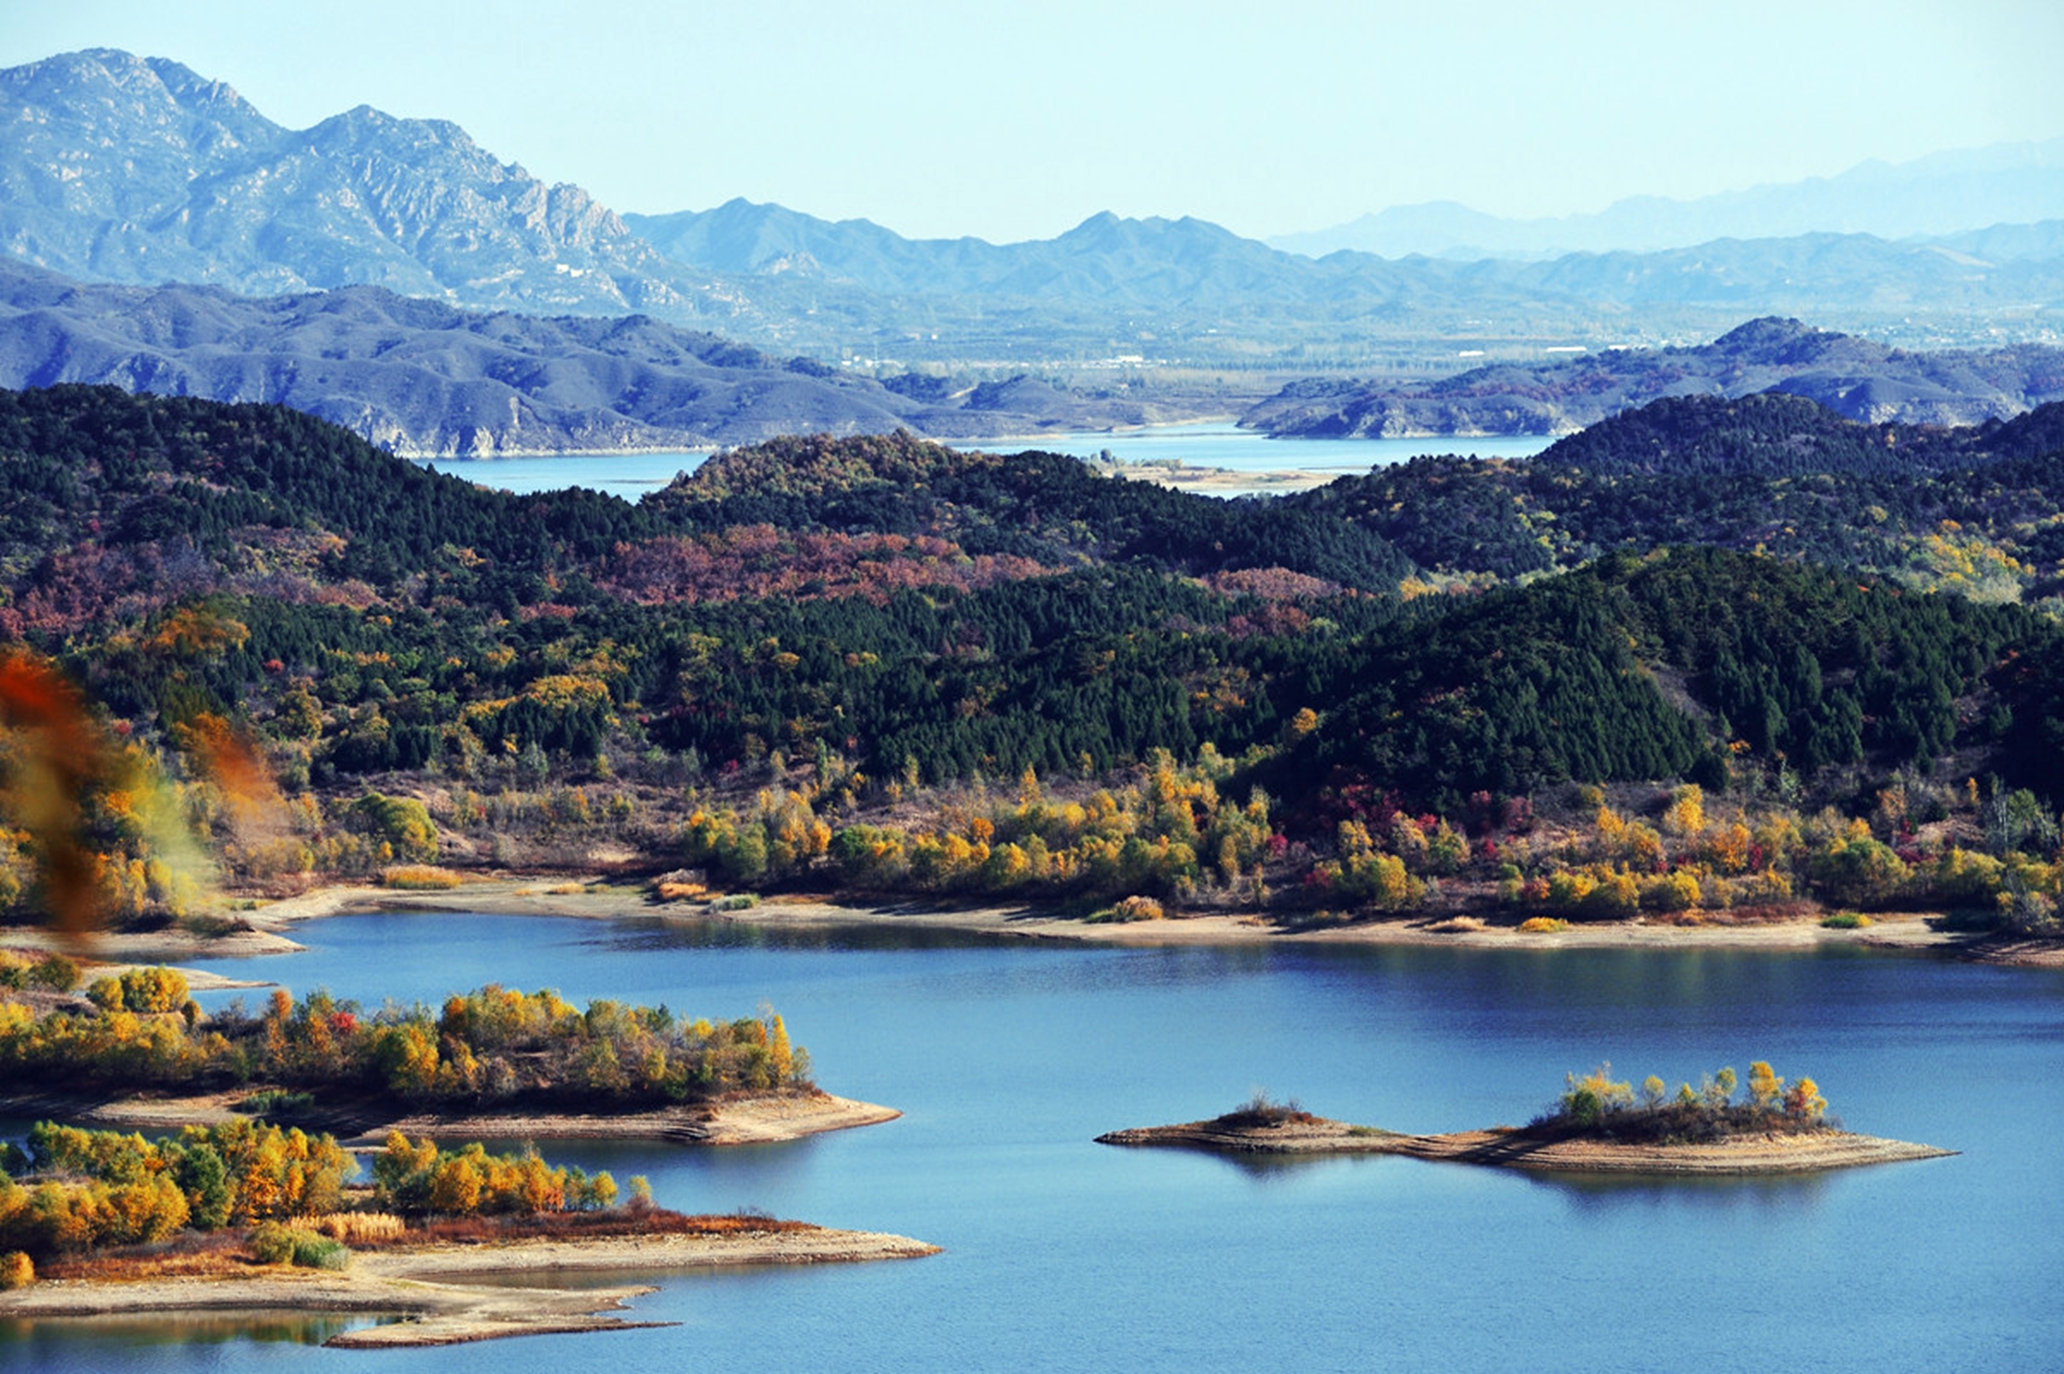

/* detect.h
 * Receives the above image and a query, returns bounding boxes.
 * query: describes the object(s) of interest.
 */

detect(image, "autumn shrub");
[1821,911,1873,929]
[247,1220,299,1265]
[247,1222,344,1267]
[371,1134,618,1218]
[1114,896,1165,922]
[18,1118,350,1236]
[710,893,758,912]
[347,794,439,864]
[235,1090,314,1119]
[1214,1090,1315,1129]
[1805,826,1909,906]
[1558,1063,1634,1128]
[291,1234,350,1270]
[86,965,190,1013]
[1535,1060,1832,1143]
[1518,916,1570,933]
[0,1250,32,1289]
[1640,870,1702,913]
[0,952,80,993]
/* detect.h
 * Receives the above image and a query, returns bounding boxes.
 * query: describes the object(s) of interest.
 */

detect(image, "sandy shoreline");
[1097,1116,1957,1175]
[5,876,2032,969]
[0,1225,940,1347]
[218,878,1996,957]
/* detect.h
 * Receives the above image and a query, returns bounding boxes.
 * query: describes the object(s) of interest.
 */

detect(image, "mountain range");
[627,199,2064,327]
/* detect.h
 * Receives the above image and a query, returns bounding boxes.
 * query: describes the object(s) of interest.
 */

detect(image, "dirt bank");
[0,1224,940,1347]
[0,1088,900,1148]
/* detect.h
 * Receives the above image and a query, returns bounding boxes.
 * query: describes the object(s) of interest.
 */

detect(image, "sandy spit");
[0,1226,940,1348]
[364,1091,902,1148]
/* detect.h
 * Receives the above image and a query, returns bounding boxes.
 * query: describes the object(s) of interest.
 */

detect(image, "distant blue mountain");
[1268,140,2064,259]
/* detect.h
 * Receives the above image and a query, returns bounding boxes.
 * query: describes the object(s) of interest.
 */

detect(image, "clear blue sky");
[4,0,2060,243]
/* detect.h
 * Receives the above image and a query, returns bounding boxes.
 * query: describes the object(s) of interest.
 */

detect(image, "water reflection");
[603,913,1040,953]
[1525,1167,1837,1216]
[0,1311,398,1348]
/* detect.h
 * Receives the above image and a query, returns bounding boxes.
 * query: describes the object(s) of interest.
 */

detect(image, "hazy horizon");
[4,0,2061,245]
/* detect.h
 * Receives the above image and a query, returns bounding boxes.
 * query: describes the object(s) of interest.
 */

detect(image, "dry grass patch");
[39,1232,250,1282]
[1425,916,1484,934]
[311,1212,408,1244]
[381,865,464,891]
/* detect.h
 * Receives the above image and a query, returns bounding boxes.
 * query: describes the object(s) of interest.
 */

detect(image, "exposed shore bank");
[5,875,2049,983]
[0,1224,940,1347]
[0,1088,900,1149]
[240,878,1978,957]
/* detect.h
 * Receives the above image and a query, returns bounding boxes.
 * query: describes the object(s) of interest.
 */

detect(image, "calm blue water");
[6,912,2060,1372]
[417,424,1556,497]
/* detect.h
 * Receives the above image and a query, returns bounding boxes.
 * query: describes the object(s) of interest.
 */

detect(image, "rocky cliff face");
[0,49,717,322]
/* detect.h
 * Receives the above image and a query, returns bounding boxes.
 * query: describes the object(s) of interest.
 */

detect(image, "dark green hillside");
[0,383,652,580]
[1533,392,1937,476]
[1254,547,2051,811]
[1293,394,2064,601]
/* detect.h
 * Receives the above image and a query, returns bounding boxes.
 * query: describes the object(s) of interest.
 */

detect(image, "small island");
[1098,1065,1955,1175]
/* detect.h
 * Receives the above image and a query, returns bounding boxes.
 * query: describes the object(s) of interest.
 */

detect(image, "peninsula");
[0,1119,934,1346]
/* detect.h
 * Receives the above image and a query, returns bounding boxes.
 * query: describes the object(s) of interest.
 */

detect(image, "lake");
[415,423,1559,498]
[5,911,2060,1372]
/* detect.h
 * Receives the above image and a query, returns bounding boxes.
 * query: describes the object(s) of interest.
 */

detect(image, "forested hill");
[0,384,2061,933]
[1291,393,2064,601]
[0,387,1410,600]
[644,431,1415,590]
[1532,391,2064,475]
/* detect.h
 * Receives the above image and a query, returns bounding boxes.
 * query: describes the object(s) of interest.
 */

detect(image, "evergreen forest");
[0,383,2060,936]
